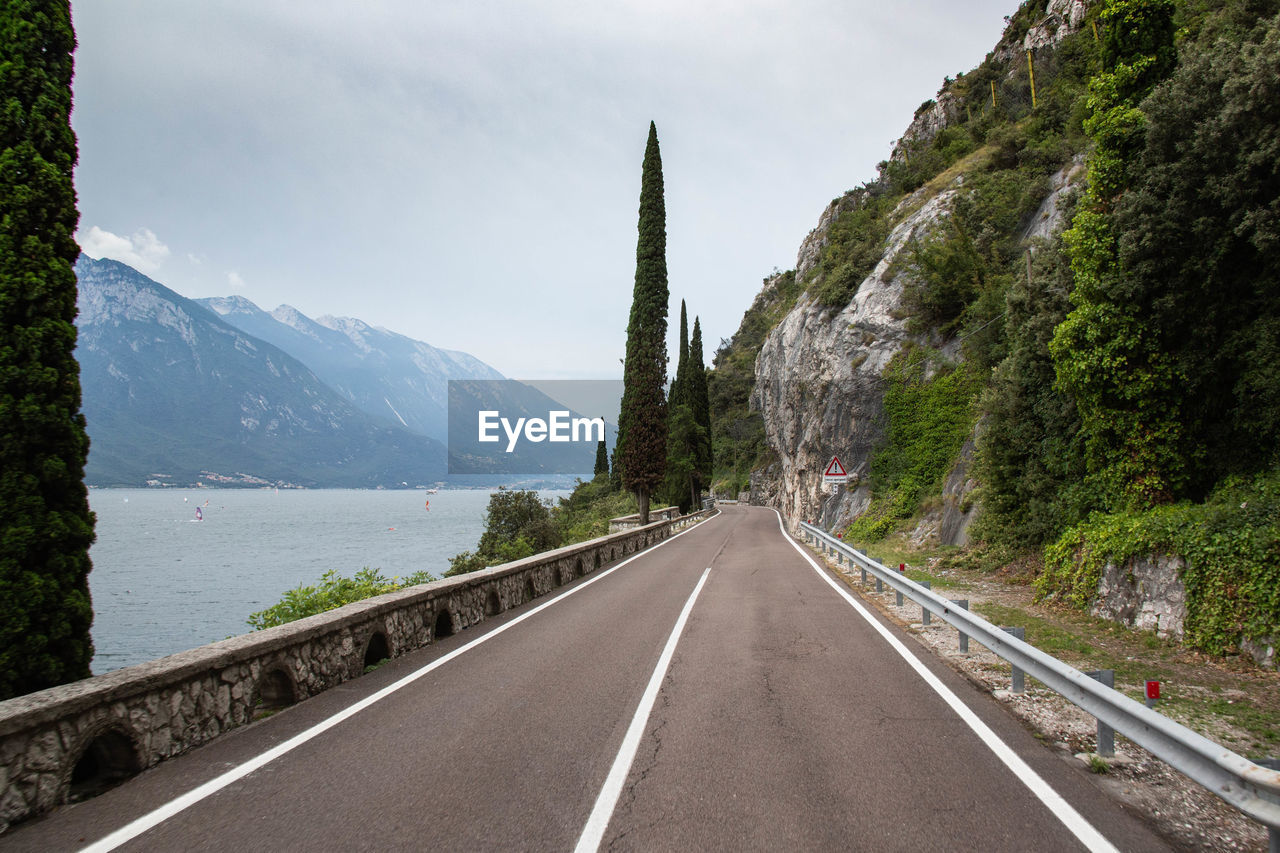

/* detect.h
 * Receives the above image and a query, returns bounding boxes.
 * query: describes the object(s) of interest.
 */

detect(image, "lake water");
[86,489,566,674]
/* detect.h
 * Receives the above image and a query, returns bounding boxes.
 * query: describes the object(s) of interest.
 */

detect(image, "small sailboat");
[194,507,203,522]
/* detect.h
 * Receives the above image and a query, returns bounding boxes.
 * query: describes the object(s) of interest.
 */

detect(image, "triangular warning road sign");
[824,456,847,477]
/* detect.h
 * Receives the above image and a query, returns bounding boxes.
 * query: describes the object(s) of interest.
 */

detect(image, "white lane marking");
[574,566,713,853]
[772,510,1119,853]
[79,513,722,853]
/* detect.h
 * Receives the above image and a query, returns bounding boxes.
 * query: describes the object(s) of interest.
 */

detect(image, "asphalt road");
[4,504,1170,851]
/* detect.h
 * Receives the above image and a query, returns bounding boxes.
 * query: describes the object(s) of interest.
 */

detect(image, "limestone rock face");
[889,91,963,165]
[751,184,959,530]
[1091,555,1189,639]
[751,155,1086,539]
[994,0,1091,62]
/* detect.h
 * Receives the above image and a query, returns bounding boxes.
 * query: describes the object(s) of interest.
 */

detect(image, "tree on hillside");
[594,437,609,478]
[446,490,559,576]
[1107,11,1280,493]
[0,1,96,699]
[663,300,698,511]
[616,122,669,524]
[670,300,689,409]
[689,317,712,482]
[1051,0,1180,508]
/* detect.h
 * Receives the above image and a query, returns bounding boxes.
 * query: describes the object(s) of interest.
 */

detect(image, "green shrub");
[247,567,437,630]
[1038,472,1280,655]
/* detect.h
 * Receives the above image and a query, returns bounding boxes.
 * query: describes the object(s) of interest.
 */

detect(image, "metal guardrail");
[798,521,1280,833]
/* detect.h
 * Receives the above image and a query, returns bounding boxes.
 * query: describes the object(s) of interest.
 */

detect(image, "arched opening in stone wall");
[574,557,583,579]
[68,727,142,802]
[256,667,297,715]
[594,551,601,571]
[434,609,454,639]
[485,589,502,617]
[525,576,537,602]
[363,632,390,671]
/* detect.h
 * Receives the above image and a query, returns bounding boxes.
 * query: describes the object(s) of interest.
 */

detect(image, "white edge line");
[80,512,722,853]
[574,566,713,853]
[772,510,1119,853]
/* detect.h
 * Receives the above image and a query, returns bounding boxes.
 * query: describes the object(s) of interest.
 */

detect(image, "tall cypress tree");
[663,299,695,510]
[617,122,669,524]
[594,438,609,478]
[0,1,96,698]
[670,300,689,408]
[689,316,712,492]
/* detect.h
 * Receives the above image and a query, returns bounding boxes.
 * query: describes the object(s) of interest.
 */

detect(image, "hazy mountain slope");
[199,296,503,440]
[75,256,448,487]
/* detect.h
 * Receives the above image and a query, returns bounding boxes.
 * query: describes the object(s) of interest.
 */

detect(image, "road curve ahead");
[5,505,1169,852]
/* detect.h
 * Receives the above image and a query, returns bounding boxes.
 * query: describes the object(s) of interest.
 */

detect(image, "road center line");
[574,566,713,853]
[772,509,1119,853]
[79,512,721,853]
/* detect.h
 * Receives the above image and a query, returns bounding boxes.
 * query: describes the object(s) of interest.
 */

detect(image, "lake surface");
[87,489,566,674]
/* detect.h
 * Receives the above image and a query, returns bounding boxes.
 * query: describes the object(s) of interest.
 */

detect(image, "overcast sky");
[70,1,1014,379]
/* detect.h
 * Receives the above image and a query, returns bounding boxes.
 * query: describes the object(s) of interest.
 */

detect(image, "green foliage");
[0,1,96,698]
[811,190,897,307]
[1107,11,1280,496]
[663,305,712,511]
[1052,0,1182,509]
[846,347,982,541]
[974,233,1095,548]
[1038,472,1280,656]
[247,567,437,630]
[594,439,608,477]
[445,489,560,577]
[618,121,669,520]
[554,474,638,544]
[689,317,713,485]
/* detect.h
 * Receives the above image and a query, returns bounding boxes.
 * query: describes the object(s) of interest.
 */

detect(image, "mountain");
[74,256,449,487]
[197,296,502,441]
[198,294,612,476]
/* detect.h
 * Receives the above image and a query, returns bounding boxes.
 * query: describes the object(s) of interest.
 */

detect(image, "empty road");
[5,504,1168,851]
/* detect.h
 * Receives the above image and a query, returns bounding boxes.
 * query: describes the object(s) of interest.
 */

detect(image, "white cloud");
[78,226,171,274]
[227,271,246,291]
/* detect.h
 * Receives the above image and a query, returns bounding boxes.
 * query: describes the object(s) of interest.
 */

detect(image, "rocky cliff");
[747,2,1091,539]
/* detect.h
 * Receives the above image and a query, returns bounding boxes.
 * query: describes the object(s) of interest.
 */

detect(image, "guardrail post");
[1260,759,1280,853]
[1086,670,1116,756]
[896,588,903,607]
[952,600,969,652]
[921,581,931,625]
[860,565,867,585]
[1002,627,1026,692]
[875,574,883,593]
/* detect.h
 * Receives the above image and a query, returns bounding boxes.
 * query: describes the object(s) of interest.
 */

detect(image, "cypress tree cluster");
[664,300,712,511]
[0,1,96,698]
[617,122,669,524]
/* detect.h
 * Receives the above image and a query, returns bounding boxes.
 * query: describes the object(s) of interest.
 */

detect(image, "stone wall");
[607,506,680,532]
[1091,554,1189,640]
[0,509,712,832]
